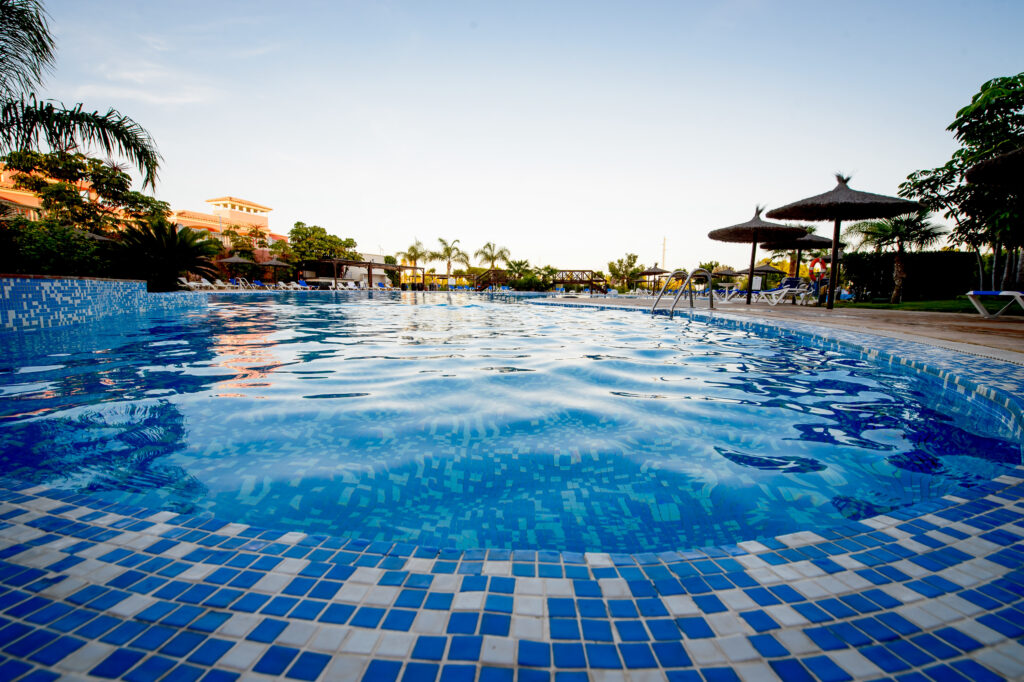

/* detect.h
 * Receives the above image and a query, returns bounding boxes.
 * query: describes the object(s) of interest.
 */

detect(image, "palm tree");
[845,211,946,303]
[429,238,469,289]
[474,242,510,270]
[506,259,531,279]
[396,239,429,288]
[119,219,221,291]
[0,0,160,187]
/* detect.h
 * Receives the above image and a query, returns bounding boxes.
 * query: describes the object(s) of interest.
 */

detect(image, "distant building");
[0,167,289,250]
[171,197,288,248]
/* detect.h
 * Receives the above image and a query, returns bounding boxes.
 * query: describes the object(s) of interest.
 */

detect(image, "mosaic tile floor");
[0,301,1022,681]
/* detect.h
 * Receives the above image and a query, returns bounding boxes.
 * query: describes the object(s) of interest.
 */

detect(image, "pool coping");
[0,295,1023,680]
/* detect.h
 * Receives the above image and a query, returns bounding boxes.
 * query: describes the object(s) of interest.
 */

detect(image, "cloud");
[72,83,211,106]
[69,59,216,107]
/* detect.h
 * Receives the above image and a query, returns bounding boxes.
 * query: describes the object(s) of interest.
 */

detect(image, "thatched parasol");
[966,148,1024,187]
[713,267,740,277]
[638,263,670,290]
[261,257,291,283]
[738,263,787,275]
[760,233,835,278]
[708,207,806,304]
[767,175,921,309]
[218,254,255,264]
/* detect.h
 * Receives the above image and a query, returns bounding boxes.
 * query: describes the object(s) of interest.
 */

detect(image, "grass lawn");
[835,297,1023,315]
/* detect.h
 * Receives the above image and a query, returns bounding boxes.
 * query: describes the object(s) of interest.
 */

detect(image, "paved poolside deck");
[549,296,1024,364]
[1,293,1024,681]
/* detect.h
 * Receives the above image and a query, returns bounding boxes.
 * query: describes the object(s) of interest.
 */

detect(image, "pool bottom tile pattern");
[0,478,1023,680]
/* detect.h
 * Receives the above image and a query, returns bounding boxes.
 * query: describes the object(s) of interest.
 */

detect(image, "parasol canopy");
[713,267,740,277]
[966,147,1024,187]
[218,254,255,264]
[738,263,787,275]
[767,175,921,309]
[638,265,670,276]
[262,258,291,268]
[708,207,806,304]
[759,233,834,250]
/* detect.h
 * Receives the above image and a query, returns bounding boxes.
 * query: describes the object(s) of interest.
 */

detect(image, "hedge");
[842,251,979,301]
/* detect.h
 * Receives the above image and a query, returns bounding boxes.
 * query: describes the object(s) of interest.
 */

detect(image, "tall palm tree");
[474,241,510,270]
[0,0,160,187]
[429,238,469,289]
[396,239,429,287]
[845,211,946,303]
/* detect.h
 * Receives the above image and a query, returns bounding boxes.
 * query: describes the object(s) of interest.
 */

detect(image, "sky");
[42,0,1024,272]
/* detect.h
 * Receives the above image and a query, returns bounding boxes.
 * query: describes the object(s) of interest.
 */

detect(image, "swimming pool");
[0,292,1020,554]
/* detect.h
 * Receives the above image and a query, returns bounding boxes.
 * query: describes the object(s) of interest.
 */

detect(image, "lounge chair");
[297,280,312,290]
[212,279,233,289]
[178,277,202,291]
[966,290,1024,318]
[759,284,812,305]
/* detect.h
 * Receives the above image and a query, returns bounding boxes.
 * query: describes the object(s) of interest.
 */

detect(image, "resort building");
[170,197,289,249]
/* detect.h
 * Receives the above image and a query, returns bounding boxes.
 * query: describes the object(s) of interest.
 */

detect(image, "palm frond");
[0,0,55,99]
[0,96,161,188]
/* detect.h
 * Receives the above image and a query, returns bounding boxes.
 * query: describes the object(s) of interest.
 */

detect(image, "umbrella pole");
[745,233,757,305]
[793,248,803,305]
[826,218,841,310]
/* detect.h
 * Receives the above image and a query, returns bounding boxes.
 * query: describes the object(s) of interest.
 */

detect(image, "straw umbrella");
[638,264,670,292]
[708,208,806,304]
[760,233,835,278]
[767,175,921,309]
[262,257,291,284]
[966,147,1024,187]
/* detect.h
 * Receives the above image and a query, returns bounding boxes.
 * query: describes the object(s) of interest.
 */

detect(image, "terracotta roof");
[204,196,273,212]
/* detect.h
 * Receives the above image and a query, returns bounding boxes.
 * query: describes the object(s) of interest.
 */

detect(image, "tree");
[428,238,470,289]
[383,254,400,287]
[396,239,429,288]
[533,264,559,290]
[288,222,358,261]
[901,73,1024,289]
[118,218,221,291]
[506,259,532,279]
[845,211,946,303]
[0,0,160,187]
[607,253,644,291]
[2,150,167,233]
[474,242,511,269]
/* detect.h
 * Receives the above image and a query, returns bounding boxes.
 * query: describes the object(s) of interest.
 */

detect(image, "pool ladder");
[651,268,714,318]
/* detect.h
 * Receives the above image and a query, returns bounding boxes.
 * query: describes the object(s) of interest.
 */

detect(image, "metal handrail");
[651,268,714,318]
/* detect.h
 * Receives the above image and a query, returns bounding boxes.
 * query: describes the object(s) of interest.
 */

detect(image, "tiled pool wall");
[0,295,1023,681]
[0,276,207,332]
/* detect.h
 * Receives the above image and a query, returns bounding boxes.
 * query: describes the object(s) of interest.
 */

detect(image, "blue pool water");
[0,292,1020,553]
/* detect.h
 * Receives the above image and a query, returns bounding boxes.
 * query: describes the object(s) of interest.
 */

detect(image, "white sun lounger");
[966,290,1024,318]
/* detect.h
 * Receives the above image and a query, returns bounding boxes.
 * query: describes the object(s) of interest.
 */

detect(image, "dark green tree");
[118,218,221,291]
[901,73,1024,289]
[0,0,160,187]
[288,222,359,261]
[2,150,167,233]
[845,212,946,303]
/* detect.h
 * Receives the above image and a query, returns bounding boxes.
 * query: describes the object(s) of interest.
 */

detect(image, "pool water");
[0,292,1020,553]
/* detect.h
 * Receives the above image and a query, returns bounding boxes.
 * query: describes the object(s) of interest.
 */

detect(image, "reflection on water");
[0,291,1020,552]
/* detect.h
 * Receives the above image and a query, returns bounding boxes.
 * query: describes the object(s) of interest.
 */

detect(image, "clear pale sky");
[44,0,1023,271]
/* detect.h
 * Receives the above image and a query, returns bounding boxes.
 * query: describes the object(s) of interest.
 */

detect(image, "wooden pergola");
[308,259,426,289]
[552,270,607,293]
